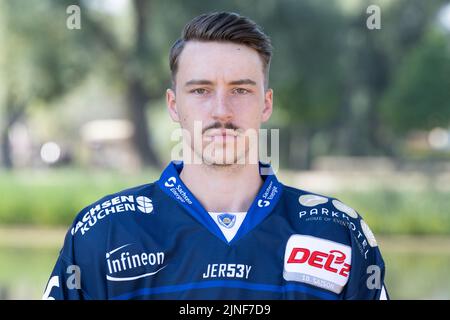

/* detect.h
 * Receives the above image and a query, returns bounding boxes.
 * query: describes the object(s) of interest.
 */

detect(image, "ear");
[261,88,273,123]
[166,88,180,123]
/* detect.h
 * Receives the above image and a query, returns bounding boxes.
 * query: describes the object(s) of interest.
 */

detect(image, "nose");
[211,91,233,123]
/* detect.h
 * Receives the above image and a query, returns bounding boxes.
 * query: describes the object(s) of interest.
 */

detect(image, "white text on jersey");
[202,264,252,279]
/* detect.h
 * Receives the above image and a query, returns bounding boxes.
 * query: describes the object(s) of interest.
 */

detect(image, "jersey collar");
[157,160,283,245]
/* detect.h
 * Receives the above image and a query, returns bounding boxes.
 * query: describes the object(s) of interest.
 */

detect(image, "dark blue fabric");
[43,161,388,300]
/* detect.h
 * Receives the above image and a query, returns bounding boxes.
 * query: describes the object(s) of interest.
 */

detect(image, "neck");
[179,162,263,213]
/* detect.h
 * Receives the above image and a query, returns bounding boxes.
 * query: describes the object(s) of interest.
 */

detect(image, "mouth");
[203,129,239,142]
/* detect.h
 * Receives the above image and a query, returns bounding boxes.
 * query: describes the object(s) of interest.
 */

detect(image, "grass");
[335,188,450,235]
[0,246,60,299]
[0,167,159,226]
[1,167,449,235]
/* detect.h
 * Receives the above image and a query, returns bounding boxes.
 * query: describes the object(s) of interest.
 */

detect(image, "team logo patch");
[283,234,352,294]
[217,213,236,229]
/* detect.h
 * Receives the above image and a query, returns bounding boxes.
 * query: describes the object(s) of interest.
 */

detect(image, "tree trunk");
[1,96,26,169]
[124,0,161,168]
[288,125,313,170]
[126,78,160,167]
[1,124,12,169]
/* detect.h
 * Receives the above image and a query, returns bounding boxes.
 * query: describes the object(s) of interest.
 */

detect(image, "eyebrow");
[184,79,214,87]
[229,79,257,86]
[184,78,257,87]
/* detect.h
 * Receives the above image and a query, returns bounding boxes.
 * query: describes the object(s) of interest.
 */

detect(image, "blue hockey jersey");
[43,161,388,300]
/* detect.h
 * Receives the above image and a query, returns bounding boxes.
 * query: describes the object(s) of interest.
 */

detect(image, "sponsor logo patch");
[257,199,270,207]
[136,196,153,213]
[71,195,154,236]
[332,200,358,218]
[163,177,193,205]
[360,220,378,247]
[283,234,352,294]
[106,244,166,282]
[299,194,329,207]
[257,180,278,207]
[164,177,176,188]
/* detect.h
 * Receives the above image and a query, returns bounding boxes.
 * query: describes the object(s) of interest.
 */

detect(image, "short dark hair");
[169,12,273,88]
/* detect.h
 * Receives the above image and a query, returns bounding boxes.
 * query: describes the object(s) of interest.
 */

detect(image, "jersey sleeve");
[343,219,389,300]
[42,206,108,300]
[42,228,91,300]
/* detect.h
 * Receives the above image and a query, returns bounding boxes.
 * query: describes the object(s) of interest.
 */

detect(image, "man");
[43,11,388,300]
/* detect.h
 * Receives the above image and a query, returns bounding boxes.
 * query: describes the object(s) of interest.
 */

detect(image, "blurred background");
[1,0,450,300]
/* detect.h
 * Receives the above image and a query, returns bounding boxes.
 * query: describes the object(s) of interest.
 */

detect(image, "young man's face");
[166,41,273,166]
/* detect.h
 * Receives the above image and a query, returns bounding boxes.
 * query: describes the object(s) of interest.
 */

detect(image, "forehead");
[176,41,264,83]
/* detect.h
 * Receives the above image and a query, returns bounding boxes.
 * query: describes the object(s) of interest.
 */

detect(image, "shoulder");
[53,182,166,288]
[280,184,380,256]
[282,184,360,220]
[280,184,387,298]
[69,182,159,239]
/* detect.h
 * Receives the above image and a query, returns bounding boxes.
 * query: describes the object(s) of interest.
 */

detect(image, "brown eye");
[191,88,207,95]
[232,88,249,95]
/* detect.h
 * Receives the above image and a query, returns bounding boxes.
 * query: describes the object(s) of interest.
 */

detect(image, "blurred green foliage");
[1,169,449,235]
[381,29,450,133]
[2,0,450,170]
[0,168,158,226]
[336,189,450,235]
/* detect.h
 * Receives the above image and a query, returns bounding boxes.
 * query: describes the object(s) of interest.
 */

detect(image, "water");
[383,252,450,299]
[0,247,59,299]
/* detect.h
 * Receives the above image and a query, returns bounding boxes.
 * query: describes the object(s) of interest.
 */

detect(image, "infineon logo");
[106,244,166,282]
[71,195,154,236]
[283,234,352,294]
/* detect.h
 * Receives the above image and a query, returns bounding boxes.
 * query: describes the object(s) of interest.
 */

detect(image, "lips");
[204,129,238,138]
[203,129,239,142]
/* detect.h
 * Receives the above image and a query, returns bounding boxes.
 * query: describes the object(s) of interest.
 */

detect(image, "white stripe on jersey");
[380,285,388,300]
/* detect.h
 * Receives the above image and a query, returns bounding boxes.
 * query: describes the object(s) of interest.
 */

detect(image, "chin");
[203,149,247,166]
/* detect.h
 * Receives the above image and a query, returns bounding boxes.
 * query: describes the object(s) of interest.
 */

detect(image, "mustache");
[202,122,239,134]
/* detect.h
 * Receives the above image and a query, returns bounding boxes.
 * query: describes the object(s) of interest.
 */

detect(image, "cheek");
[177,99,195,122]
[231,96,263,122]
[178,104,208,129]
